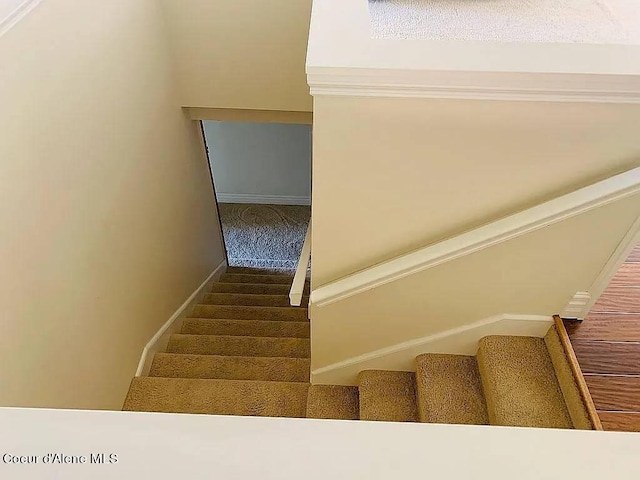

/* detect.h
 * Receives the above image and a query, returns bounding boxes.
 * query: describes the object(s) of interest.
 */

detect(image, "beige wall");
[0,0,225,409]
[160,0,313,112]
[312,96,640,285]
[310,193,640,378]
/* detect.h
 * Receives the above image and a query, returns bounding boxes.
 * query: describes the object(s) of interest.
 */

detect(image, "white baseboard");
[311,314,553,385]
[135,260,227,377]
[217,193,311,206]
[561,292,592,320]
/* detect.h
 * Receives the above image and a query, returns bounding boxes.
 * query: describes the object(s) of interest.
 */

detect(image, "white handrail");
[311,166,640,307]
[290,221,311,306]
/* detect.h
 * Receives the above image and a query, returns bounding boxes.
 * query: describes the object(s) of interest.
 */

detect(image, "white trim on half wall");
[311,166,640,308]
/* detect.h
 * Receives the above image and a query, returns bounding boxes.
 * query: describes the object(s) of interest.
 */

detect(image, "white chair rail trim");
[311,166,640,308]
[0,0,43,38]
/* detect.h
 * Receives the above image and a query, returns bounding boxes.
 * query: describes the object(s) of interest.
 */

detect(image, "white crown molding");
[307,68,640,104]
[217,193,311,206]
[311,166,640,308]
[0,0,43,38]
[311,314,553,385]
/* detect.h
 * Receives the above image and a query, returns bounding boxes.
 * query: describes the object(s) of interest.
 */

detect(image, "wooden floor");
[565,244,640,432]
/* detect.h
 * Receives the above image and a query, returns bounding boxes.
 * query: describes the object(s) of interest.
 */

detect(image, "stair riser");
[211,283,310,295]
[123,378,309,417]
[358,370,419,422]
[220,273,294,285]
[149,354,310,382]
[192,305,308,322]
[202,293,309,307]
[167,335,310,358]
[415,354,489,425]
[307,385,360,420]
[182,318,310,338]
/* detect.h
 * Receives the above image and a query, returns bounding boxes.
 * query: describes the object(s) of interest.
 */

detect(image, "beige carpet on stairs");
[166,334,310,357]
[307,385,360,420]
[123,270,312,417]
[358,370,419,422]
[123,268,590,429]
[149,353,310,382]
[477,335,573,428]
[202,293,309,307]
[191,304,308,321]
[124,377,309,417]
[181,318,310,338]
[415,353,489,425]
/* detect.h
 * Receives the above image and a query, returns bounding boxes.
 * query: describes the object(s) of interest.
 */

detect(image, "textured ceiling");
[369,0,640,44]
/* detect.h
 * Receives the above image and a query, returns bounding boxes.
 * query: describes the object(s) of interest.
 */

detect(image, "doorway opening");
[202,120,312,272]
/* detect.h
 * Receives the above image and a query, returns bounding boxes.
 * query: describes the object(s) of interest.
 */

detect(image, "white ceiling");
[369,0,640,44]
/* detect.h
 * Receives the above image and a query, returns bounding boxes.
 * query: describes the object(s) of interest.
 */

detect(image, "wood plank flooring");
[598,411,640,431]
[564,314,640,341]
[565,244,640,432]
[572,340,640,375]
[585,375,640,411]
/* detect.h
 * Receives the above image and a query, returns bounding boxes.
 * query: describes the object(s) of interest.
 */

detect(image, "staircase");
[124,267,311,417]
[124,267,592,429]
[309,333,587,428]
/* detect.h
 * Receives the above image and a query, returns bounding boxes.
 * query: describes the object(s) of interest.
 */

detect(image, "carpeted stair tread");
[182,318,310,338]
[202,293,309,307]
[149,353,310,382]
[477,335,573,429]
[220,273,296,285]
[415,353,489,425]
[191,304,308,322]
[358,370,419,422]
[211,282,310,295]
[307,385,360,420]
[167,334,310,358]
[123,377,309,417]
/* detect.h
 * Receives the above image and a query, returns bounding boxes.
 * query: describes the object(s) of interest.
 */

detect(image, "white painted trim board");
[311,166,640,307]
[217,193,311,206]
[135,260,227,377]
[561,292,592,320]
[308,69,640,104]
[0,0,42,38]
[311,314,553,385]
